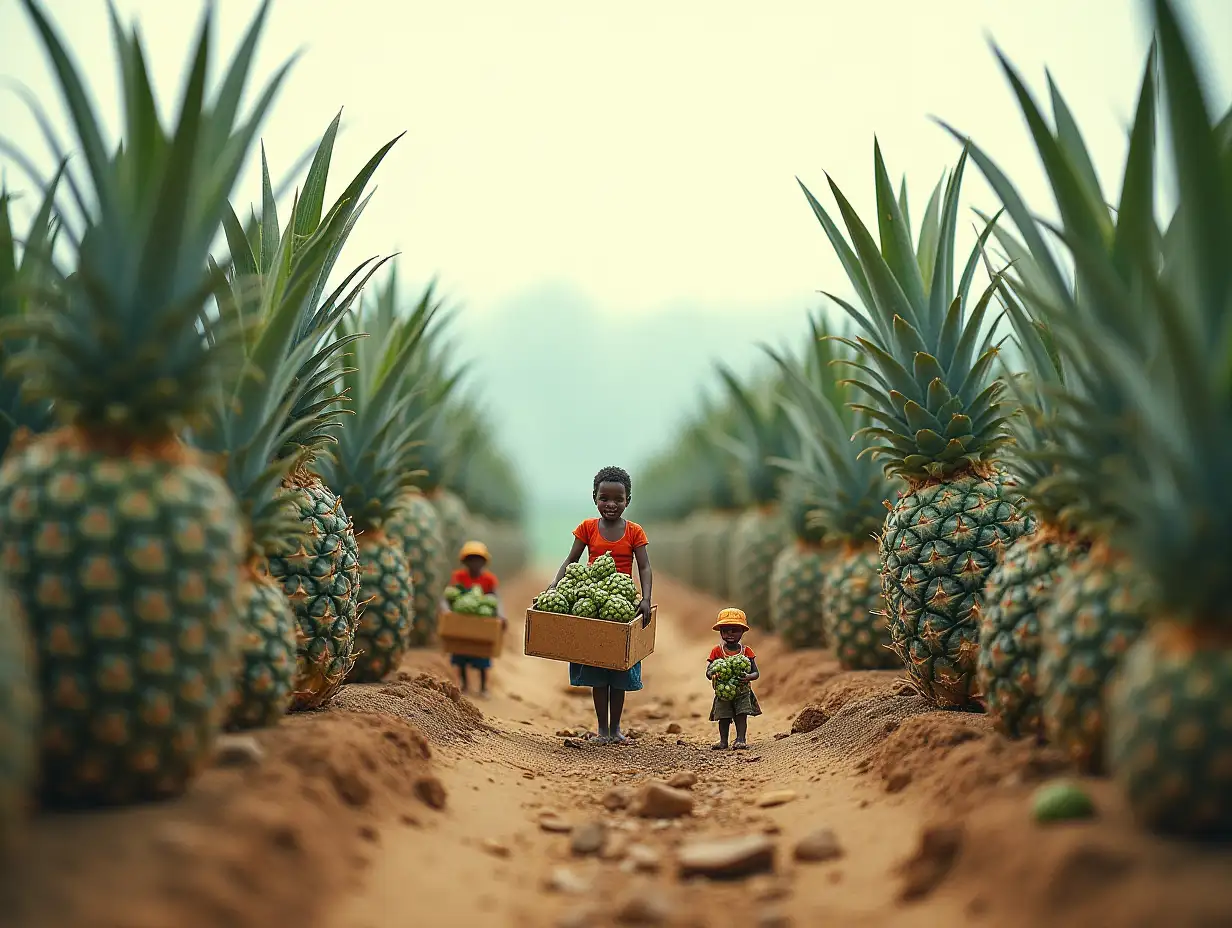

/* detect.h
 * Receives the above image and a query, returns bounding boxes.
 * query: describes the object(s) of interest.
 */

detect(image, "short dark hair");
[593,465,632,500]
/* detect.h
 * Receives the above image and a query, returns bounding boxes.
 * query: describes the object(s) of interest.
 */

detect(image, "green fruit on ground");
[770,542,829,650]
[348,532,416,683]
[976,529,1086,740]
[1032,781,1095,823]
[802,147,1031,708]
[0,581,35,851]
[572,598,598,619]
[728,507,789,630]
[823,545,897,671]
[271,471,362,711]
[1,438,247,807]
[387,492,446,647]
[225,567,298,731]
[1038,546,1151,773]
[1107,627,1232,839]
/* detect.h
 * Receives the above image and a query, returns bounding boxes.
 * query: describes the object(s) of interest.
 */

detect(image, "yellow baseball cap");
[458,541,491,563]
[712,607,749,631]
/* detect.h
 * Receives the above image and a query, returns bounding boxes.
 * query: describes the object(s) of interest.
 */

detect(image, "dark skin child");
[550,479,654,744]
[441,555,506,696]
[705,625,760,750]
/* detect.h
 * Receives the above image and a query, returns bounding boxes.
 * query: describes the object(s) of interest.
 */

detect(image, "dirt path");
[331,573,954,928]
[5,573,1230,928]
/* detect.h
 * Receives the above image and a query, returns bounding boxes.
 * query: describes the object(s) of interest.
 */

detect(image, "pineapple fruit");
[958,40,1165,749]
[215,112,400,716]
[388,492,446,647]
[0,0,281,804]
[770,477,829,649]
[800,146,1031,707]
[0,581,35,850]
[320,278,438,683]
[772,323,902,670]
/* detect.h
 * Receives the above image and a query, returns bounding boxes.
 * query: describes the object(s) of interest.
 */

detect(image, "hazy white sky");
[2,1,1231,522]
[4,1,1230,316]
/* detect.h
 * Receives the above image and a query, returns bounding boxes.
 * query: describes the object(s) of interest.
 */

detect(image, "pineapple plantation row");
[644,0,1231,842]
[0,0,527,845]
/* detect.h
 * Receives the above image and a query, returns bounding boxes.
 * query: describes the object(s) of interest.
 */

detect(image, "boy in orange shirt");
[705,608,761,750]
[443,541,505,696]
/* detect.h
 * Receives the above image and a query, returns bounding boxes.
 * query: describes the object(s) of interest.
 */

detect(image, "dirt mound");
[871,713,1069,805]
[752,643,844,707]
[1,710,442,928]
[898,783,1232,927]
[330,667,491,744]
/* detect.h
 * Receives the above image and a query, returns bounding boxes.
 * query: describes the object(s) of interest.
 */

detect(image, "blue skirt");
[568,660,643,691]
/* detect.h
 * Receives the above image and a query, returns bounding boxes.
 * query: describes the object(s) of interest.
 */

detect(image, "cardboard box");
[438,611,504,659]
[523,605,657,672]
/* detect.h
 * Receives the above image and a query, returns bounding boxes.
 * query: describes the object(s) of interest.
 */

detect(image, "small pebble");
[794,827,842,862]
[666,722,683,734]
[571,821,608,856]
[213,734,265,768]
[545,867,592,894]
[667,770,698,790]
[482,838,511,858]
[539,815,573,833]
[756,790,797,808]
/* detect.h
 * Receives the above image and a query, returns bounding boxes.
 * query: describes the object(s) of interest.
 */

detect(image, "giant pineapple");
[0,1,280,805]
[772,326,903,670]
[800,147,1031,707]
[957,46,1163,750]
[202,117,399,727]
[320,280,437,682]
[219,112,400,712]
[0,183,54,846]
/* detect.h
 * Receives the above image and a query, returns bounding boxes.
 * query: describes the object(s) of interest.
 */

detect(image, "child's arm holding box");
[548,538,587,590]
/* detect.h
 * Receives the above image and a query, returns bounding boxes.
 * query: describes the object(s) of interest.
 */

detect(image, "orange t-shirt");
[450,568,499,594]
[708,644,756,662]
[573,519,648,576]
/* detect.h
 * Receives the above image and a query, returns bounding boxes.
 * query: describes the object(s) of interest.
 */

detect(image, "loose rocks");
[793,827,842,862]
[633,782,695,819]
[677,835,776,879]
[571,821,607,856]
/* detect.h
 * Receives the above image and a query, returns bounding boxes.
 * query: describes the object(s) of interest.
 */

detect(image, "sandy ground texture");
[3,573,1231,928]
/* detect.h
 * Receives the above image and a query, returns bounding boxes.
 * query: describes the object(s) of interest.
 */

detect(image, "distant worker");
[441,541,506,696]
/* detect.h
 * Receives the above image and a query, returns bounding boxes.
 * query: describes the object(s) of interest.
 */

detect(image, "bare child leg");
[456,664,468,693]
[609,689,628,743]
[733,714,749,749]
[479,667,488,694]
[712,719,731,750]
[591,686,611,742]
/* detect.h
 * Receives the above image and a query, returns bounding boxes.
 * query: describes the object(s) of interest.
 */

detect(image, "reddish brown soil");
[3,573,1229,928]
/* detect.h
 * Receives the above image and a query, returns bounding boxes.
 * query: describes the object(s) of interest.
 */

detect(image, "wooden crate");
[438,611,504,659]
[523,605,657,671]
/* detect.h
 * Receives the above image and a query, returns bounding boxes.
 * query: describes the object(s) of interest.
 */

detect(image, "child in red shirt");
[548,465,654,744]
[443,541,505,695]
[705,608,761,750]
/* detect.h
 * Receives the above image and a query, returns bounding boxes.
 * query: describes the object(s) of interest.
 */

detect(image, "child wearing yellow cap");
[705,608,761,750]
[444,541,506,695]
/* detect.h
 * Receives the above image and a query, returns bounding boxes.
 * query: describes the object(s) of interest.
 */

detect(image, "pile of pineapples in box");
[0,1,532,838]
[636,1,1232,843]
[532,553,641,622]
[444,585,500,617]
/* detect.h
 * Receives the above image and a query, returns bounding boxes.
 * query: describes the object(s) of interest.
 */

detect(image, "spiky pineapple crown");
[3,0,290,439]
[952,33,1165,540]
[799,144,1014,484]
[0,182,59,456]
[315,274,436,534]
[195,117,400,558]
[711,366,792,506]
[768,319,902,546]
[990,0,1232,624]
